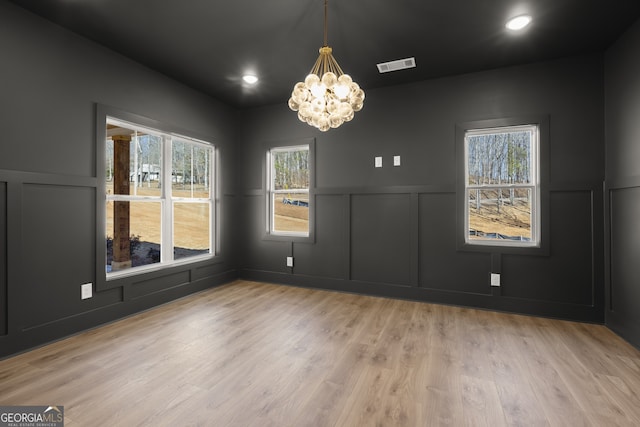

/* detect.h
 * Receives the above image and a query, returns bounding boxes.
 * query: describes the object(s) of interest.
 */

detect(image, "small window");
[266,144,310,237]
[464,124,540,247]
[105,117,215,276]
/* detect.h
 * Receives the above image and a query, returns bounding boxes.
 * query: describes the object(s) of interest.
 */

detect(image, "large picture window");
[266,144,310,237]
[105,117,215,276]
[464,124,540,247]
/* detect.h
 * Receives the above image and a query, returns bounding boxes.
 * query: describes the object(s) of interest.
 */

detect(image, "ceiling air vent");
[376,57,416,73]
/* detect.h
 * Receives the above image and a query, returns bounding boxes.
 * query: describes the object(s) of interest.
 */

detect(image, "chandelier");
[288,0,365,132]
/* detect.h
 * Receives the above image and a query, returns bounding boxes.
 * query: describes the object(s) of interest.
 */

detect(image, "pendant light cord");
[323,0,328,47]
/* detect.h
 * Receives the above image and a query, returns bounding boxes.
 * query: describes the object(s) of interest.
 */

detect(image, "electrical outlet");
[393,155,401,166]
[374,156,383,168]
[286,256,294,267]
[81,283,93,299]
[490,273,501,287]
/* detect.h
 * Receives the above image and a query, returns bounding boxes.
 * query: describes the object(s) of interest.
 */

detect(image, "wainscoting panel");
[350,193,413,285]
[20,183,104,329]
[294,194,348,279]
[242,194,291,273]
[502,190,596,306]
[609,186,640,327]
[130,270,192,299]
[418,192,491,293]
[0,182,6,336]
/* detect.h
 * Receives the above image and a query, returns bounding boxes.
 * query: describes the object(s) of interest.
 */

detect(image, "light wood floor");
[2,280,640,426]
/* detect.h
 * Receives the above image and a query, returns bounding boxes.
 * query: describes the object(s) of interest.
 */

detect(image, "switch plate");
[81,283,93,299]
[286,256,294,267]
[393,155,401,166]
[490,273,501,287]
[375,156,383,168]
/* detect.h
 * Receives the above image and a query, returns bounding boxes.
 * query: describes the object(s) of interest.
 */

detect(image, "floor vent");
[377,57,416,73]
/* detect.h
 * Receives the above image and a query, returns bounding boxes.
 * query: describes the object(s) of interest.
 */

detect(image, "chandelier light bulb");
[304,74,320,89]
[333,84,349,100]
[321,72,338,88]
[310,83,326,98]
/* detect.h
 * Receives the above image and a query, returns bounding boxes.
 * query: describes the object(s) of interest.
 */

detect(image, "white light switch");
[393,155,401,166]
[286,256,294,267]
[375,156,383,168]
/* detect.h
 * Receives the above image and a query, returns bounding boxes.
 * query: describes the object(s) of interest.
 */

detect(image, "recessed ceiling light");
[242,75,258,84]
[506,15,532,31]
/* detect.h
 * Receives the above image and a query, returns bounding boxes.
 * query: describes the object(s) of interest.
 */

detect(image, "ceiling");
[9,0,640,109]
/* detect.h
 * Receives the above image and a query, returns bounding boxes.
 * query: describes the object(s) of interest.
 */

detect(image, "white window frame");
[464,124,540,248]
[105,116,215,278]
[266,144,310,238]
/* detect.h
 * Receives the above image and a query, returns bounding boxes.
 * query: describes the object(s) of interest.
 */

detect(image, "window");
[266,144,311,237]
[463,124,540,247]
[105,116,215,276]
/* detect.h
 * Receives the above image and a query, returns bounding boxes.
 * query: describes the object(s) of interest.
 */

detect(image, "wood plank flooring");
[2,280,640,426]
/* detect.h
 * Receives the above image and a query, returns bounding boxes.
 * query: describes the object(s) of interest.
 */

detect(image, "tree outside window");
[267,145,310,236]
[464,125,540,247]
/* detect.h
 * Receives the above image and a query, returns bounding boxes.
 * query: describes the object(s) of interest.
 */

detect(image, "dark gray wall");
[0,2,239,358]
[605,18,640,348]
[239,54,605,322]
[2,0,635,359]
